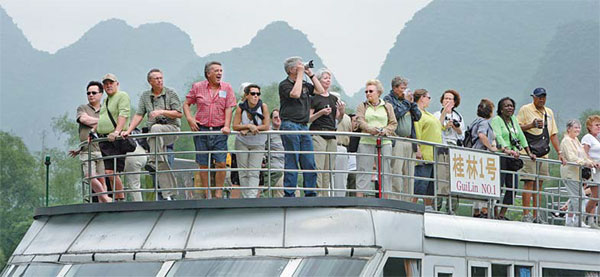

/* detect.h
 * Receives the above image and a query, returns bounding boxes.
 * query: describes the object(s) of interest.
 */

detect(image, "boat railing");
[76,130,599,228]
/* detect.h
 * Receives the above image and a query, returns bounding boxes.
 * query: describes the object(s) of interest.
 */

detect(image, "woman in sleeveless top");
[232,84,270,198]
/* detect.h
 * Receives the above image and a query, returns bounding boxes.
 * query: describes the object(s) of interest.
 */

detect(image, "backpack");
[462,127,474,148]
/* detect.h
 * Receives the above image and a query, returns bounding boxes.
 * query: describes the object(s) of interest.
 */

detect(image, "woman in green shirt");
[490,97,536,220]
[356,79,397,198]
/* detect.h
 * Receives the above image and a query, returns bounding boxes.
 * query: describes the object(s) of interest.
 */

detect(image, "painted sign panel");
[449,148,501,199]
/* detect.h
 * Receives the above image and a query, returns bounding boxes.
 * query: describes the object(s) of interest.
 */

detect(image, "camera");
[155,116,168,125]
[303,60,314,69]
[452,119,461,128]
[88,131,98,140]
[510,137,522,150]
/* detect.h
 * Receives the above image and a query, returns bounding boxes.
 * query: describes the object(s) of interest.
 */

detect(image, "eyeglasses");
[249,92,261,96]
[87,91,101,95]
[365,90,376,94]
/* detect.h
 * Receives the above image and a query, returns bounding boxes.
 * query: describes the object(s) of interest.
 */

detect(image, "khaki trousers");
[390,140,415,201]
[312,135,338,197]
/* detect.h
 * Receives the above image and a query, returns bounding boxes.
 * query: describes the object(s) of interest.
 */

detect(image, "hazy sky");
[0,0,432,94]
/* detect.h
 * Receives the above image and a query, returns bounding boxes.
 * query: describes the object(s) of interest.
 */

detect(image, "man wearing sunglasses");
[71,81,112,202]
[278,56,325,197]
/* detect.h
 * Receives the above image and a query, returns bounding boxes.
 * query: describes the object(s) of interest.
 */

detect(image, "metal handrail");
[77,129,599,228]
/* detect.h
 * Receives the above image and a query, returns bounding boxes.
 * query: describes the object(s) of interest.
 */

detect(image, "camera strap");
[150,93,169,111]
[105,96,117,128]
[503,117,518,148]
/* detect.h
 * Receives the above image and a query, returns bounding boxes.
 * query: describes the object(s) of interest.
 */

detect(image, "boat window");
[293,257,367,277]
[167,258,289,277]
[491,264,510,277]
[435,265,454,277]
[514,265,532,277]
[382,258,421,277]
[470,266,488,277]
[21,263,64,277]
[65,262,163,277]
[2,265,25,277]
[542,268,600,277]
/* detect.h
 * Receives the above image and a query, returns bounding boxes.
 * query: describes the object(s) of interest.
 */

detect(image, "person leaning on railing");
[559,119,599,227]
[466,99,498,218]
[413,89,442,211]
[490,97,536,220]
[355,79,397,198]
[183,61,237,199]
[232,84,270,199]
[582,115,600,227]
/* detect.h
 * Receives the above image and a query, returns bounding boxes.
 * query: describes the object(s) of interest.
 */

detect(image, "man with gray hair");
[279,56,325,197]
[123,68,182,200]
[383,76,421,201]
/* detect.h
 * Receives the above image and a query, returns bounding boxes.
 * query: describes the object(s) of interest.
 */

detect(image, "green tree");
[0,131,43,269]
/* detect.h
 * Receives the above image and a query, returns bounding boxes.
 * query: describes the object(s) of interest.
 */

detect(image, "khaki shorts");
[80,151,105,177]
[520,158,549,181]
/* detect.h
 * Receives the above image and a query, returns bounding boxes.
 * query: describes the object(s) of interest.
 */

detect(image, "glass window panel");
[542,268,600,277]
[437,273,452,277]
[491,264,509,277]
[383,258,421,277]
[514,265,532,277]
[22,263,64,277]
[471,266,487,277]
[168,258,289,277]
[3,265,25,277]
[294,257,367,277]
[65,262,162,277]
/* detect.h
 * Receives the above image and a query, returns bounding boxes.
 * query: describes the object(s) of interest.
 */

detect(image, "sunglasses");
[87,91,101,95]
[249,92,261,96]
[365,90,376,94]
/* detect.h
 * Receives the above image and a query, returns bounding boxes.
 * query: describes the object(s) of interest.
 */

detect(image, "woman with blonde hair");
[355,79,397,198]
[581,115,600,227]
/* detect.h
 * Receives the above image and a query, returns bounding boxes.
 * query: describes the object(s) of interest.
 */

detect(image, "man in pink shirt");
[183,61,236,199]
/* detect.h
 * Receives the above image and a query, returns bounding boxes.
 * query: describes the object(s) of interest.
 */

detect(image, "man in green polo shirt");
[95,73,131,201]
[124,68,182,200]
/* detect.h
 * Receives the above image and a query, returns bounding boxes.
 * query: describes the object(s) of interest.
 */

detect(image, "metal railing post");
[88,143,93,203]
[267,132,272,198]
[433,145,438,211]
[376,137,382,199]
[578,164,584,227]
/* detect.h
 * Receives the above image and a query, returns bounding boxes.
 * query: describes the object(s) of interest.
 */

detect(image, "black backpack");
[462,127,474,148]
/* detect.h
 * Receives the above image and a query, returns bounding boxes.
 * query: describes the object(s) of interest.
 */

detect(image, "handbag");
[501,156,524,172]
[105,96,136,153]
[582,167,592,180]
[524,113,550,157]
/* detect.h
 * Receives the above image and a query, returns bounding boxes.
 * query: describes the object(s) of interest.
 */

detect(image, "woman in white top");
[232,84,270,198]
[581,115,600,226]
[433,89,465,145]
[432,89,465,213]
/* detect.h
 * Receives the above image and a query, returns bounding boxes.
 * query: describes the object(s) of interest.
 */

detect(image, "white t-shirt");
[581,134,600,161]
[433,109,465,145]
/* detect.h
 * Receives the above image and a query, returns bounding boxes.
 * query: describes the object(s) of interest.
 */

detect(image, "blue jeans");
[280,120,317,197]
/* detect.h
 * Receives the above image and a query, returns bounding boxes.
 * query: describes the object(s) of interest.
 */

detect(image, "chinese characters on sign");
[449,148,501,199]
